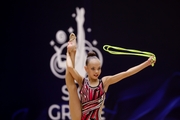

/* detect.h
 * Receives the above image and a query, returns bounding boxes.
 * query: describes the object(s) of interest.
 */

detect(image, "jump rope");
[103,45,156,66]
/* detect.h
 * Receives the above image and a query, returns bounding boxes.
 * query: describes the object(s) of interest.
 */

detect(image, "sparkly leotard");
[79,78,105,120]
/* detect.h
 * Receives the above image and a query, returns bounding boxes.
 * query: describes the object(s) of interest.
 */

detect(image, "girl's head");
[84,51,101,80]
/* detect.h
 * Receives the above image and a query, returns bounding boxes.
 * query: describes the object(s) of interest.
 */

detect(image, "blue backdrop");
[1,0,180,120]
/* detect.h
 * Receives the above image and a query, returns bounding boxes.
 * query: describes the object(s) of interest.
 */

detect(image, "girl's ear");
[84,66,87,72]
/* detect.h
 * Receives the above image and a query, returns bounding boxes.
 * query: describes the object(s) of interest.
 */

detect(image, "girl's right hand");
[67,42,73,52]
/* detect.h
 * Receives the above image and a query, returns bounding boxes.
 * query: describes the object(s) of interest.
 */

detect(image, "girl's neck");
[88,77,98,82]
[88,77,99,87]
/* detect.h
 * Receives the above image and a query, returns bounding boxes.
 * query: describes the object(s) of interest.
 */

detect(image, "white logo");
[50,7,103,78]
[49,8,105,119]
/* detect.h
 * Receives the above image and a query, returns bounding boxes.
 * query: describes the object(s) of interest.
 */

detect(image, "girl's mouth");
[94,74,98,77]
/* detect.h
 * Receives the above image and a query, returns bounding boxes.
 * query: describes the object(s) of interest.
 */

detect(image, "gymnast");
[65,33,156,120]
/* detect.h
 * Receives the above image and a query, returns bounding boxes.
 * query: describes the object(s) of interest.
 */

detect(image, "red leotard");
[79,78,105,120]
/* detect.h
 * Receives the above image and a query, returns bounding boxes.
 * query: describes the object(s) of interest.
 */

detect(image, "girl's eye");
[91,68,95,70]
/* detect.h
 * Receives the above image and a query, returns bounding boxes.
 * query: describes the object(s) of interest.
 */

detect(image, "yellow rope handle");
[103,45,156,66]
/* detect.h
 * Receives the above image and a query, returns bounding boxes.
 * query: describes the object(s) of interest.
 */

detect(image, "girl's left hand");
[147,56,156,66]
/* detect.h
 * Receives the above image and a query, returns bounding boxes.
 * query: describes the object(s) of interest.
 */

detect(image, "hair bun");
[87,51,96,57]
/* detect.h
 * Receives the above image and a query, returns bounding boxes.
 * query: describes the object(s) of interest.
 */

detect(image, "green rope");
[103,45,156,66]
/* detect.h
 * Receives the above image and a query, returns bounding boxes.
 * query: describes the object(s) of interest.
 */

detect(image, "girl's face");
[84,58,101,80]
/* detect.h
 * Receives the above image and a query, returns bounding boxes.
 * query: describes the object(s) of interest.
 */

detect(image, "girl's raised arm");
[102,56,156,91]
[66,52,83,86]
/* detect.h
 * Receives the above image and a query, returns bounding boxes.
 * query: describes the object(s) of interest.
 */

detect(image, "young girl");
[66,33,156,120]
